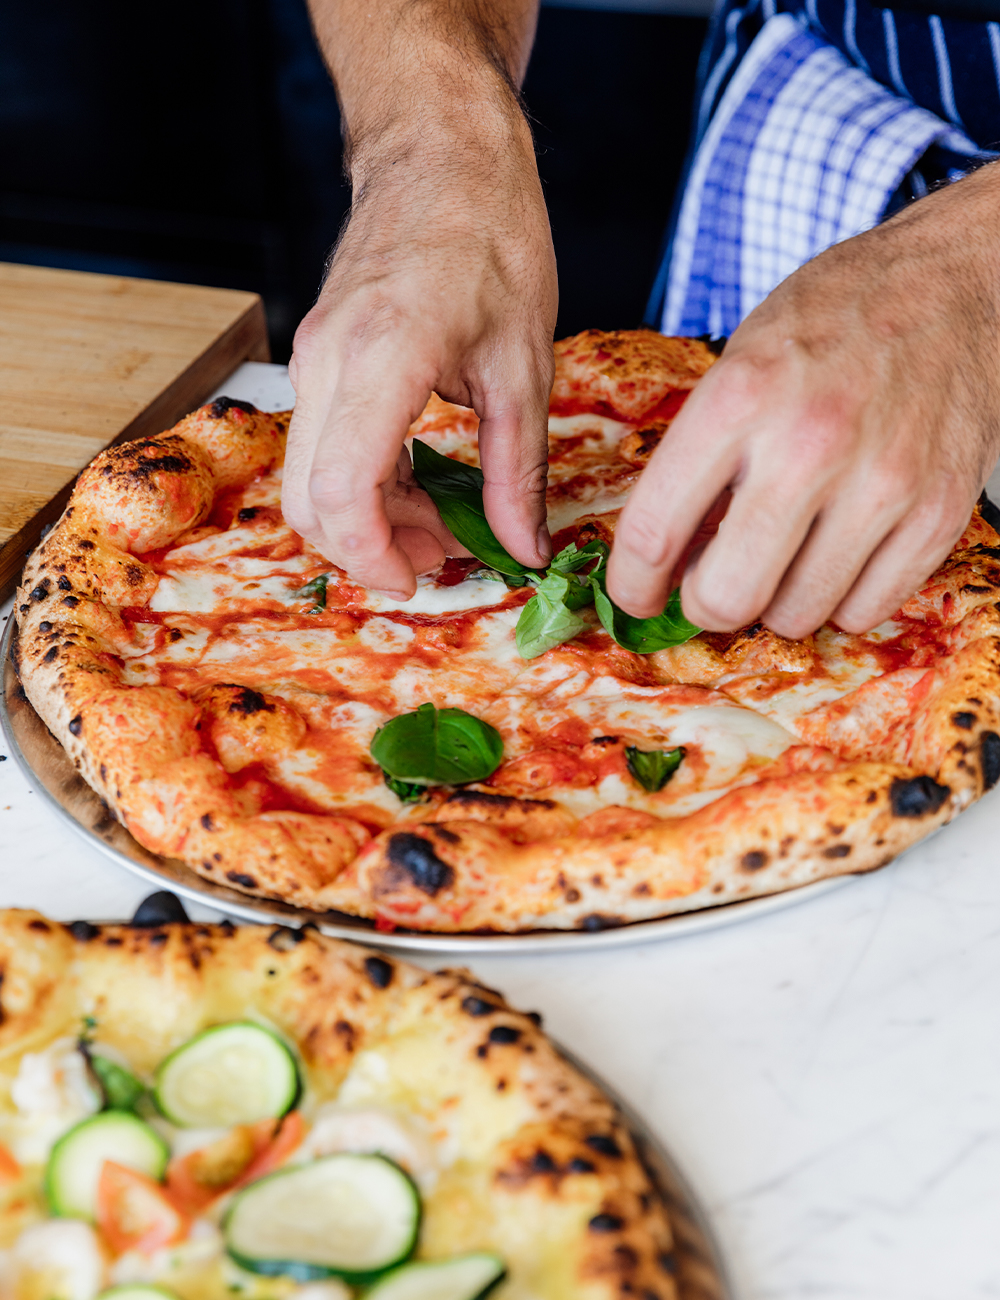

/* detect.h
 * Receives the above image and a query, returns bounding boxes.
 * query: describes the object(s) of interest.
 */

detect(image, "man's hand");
[284,0,556,598]
[608,162,1000,637]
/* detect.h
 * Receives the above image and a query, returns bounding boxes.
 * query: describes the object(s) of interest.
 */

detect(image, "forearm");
[307,0,540,182]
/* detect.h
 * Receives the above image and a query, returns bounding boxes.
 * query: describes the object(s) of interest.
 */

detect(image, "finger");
[829,486,972,633]
[392,526,447,575]
[390,448,472,557]
[758,468,918,639]
[606,365,752,618]
[285,340,438,596]
[477,359,554,569]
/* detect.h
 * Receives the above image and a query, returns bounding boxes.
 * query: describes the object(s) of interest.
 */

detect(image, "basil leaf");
[411,440,538,579]
[515,570,595,659]
[371,702,503,785]
[88,1052,146,1112]
[625,745,685,792]
[383,772,428,804]
[297,572,329,613]
[590,572,700,653]
[548,539,608,576]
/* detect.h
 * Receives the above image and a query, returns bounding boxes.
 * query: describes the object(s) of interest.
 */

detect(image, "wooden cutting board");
[0,262,270,598]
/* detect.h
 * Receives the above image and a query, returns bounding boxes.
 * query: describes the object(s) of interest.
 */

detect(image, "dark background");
[0,1,707,361]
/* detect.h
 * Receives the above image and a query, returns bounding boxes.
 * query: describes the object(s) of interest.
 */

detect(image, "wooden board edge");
[0,295,269,601]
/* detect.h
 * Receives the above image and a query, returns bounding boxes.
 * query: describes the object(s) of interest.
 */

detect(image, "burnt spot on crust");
[430,825,460,845]
[462,995,498,1017]
[30,582,50,602]
[823,844,851,859]
[209,396,258,419]
[57,575,72,591]
[237,507,259,522]
[585,1134,623,1158]
[530,1149,557,1172]
[226,870,258,889]
[981,731,1000,791]
[659,1251,679,1274]
[225,686,274,716]
[952,711,977,730]
[131,892,191,927]
[62,595,78,608]
[364,955,394,989]
[740,850,768,872]
[334,1019,358,1051]
[889,776,950,818]
[384,833,454,896]
[28,920,50,932]
[67,920,101,942]
[201,813,215,831]
[442,789,558,813]
[38,621,52,632]
[42,646,58,663]
[589,1213,625,1233]
[267,926,306,952]
[580,914,623,931]
[488,1025,521,1044]
[100,442,194,485]
[68,715,82,736]
[569,1156,596,1173]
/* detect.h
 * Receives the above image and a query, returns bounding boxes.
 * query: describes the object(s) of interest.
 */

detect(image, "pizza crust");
[13,335,1000,932]
[0,909,678,1298]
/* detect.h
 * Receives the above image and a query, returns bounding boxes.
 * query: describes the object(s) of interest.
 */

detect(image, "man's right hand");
[284,0,556,598]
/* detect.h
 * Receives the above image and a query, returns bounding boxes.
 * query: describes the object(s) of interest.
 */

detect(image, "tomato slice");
[0,1143,21,1185]
[97,1160,188,1256]
[165,1111,304,1216]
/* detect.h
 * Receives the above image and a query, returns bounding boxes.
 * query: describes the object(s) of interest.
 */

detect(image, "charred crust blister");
[585,1133,623,1158]
[589,1213,625,1233]
[67,920,100,942]
[267,926,306,953]
[462,995,498,1017]
[384,833,454,896]
[740,850,768,872]
[226,870,258,889]
[889,776,950,818]
[488,1025,521,1044]
[209,396,258,419]
[980,731,1000,791]
[364,955,394,989]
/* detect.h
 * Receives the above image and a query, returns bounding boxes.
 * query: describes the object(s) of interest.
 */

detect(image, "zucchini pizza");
[0,908,678,1299]
[13,330,1000,933]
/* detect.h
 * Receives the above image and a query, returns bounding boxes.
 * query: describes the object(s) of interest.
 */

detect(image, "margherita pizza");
[0,907,678,1298]
[13,330,1000,933]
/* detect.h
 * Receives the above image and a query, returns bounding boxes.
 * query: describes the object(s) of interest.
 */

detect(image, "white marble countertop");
[4,363,1000,1300]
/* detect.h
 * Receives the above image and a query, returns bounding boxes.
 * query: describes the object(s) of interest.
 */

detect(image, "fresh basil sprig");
[590,567,701,654]
[514,540,701,658]
[297,572,329,613]
[626,745,685,792]
[371,702,503,787]
[411,440,539,580]
[515,541,605,660]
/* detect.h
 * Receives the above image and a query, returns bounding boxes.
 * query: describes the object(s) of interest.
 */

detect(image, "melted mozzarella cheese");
[547,413,632,446]
[352,574,514,616]
[150,569,308,613]
[0,1221,106,1300]
[292,1104,437,1191]
[4,1040,101,1165]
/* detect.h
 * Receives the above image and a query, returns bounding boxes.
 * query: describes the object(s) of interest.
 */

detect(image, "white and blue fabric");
[658,11,986,338]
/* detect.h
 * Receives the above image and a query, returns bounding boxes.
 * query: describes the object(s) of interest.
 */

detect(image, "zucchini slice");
[365,1253,507,1300]
[154,1021,299,1127]
[45,1111,169,1220]
[224,1154,420,1282]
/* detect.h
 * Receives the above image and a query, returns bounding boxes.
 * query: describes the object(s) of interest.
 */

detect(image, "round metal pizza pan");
[1,614,852,954]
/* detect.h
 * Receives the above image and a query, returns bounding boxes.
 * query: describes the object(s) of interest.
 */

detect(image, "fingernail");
[536,524,553,563]
[375,589,412,600]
